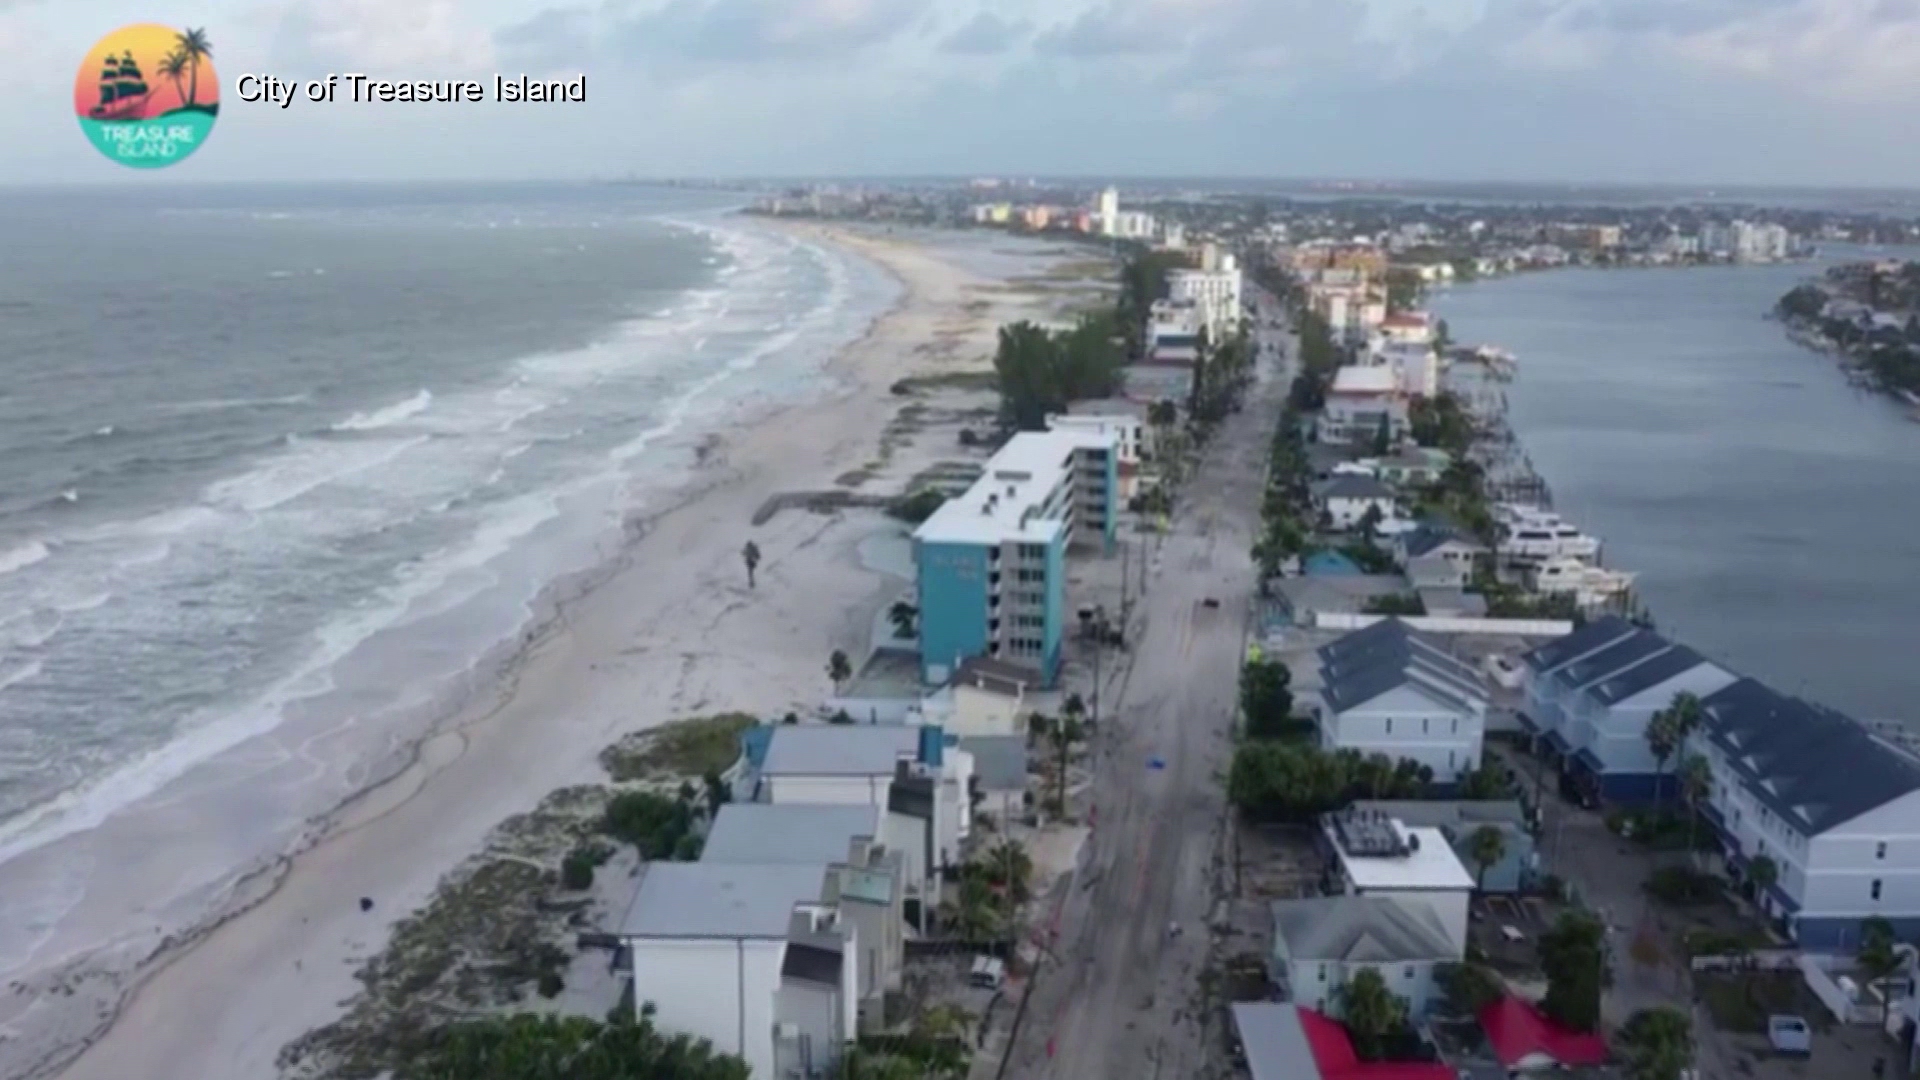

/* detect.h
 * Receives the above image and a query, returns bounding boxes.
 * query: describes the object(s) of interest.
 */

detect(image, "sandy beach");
[34,223,1085,1080]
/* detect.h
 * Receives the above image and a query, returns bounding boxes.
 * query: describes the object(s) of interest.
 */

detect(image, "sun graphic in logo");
[74,24,219,168]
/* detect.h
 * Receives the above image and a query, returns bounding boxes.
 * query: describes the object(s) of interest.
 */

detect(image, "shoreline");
[25,221,1054,1080]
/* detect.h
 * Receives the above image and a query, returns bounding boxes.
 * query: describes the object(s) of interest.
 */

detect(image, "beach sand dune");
[44,225,1054,1080]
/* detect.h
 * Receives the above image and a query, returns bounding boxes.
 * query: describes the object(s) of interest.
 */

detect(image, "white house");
[1690,678,1920,952]
[1317,366,1408,446]
[1313,619,1489,782]
[1517,618,1738,804]
[1320,807,1476,953]
[619,863,855,1080]
[1312,474,1398,531]
[1272,896,1457,1016]
[915,656,1034,739]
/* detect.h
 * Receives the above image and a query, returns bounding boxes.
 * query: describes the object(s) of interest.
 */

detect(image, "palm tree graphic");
[159,49,190,109]
[174,27,211,109]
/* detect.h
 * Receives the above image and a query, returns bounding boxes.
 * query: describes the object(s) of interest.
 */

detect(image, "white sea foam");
[0,541,51,576]
[331,389,433,432]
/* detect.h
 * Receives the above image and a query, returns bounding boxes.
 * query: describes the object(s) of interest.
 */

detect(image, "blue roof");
[1700,678,1920,836]
[1303,550,1364,576]
[740,725,775,770]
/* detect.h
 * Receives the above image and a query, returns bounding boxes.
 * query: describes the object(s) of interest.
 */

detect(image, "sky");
[6,0,1920,186]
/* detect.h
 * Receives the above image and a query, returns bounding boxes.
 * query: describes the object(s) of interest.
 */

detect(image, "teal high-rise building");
[913,429,1119,688]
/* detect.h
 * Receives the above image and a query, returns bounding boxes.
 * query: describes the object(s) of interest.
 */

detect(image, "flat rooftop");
[1330,366,1399,395]
[760,724,921,777]
[702,803,881,865]
[618,862,828,940]
[914,428,1114,547]
[1329,821,1475,891]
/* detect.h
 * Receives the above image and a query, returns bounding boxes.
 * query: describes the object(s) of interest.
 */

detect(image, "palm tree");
[1644,707,1680,806]
[174,28,212,109]
[887,601,917,639]
[159,50,189,110]
[741,541,760,589]
[1678,754,1712,859]
[1062,692,1086,726]
[827,649,852,693]
[1857,917,1903,1022]
[1047,716,1084,813]
[1746,854,1779,908]
[1467,824,1508,892]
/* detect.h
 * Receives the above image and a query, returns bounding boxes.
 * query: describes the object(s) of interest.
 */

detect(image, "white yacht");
[1496,506,1601,566]
[1531,557,1635,611]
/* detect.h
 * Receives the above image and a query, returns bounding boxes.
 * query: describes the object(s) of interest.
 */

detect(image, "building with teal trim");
[913,429,1119,688]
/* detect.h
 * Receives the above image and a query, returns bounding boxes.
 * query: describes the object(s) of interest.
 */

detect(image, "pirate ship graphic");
[90,50,153,120]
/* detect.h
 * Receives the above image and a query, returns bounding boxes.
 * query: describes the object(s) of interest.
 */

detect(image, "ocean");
[1433,250,1920,723]
[0,183,898,985]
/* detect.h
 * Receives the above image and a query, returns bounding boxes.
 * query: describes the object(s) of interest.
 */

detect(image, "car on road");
[1768,1014,1811,1055]
[1202,597,1220,608]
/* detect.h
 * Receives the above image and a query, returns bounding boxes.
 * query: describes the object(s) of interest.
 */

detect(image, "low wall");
[1309,612,1575,637]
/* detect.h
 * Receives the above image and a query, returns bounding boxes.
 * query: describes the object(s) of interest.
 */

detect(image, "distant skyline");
[7,0,1920,186]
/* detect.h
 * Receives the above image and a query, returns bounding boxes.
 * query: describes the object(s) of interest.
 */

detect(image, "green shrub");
[561,848,597,891]
[537,971,565,999]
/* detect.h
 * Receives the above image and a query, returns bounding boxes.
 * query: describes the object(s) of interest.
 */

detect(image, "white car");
[1767,1015,1811,1055]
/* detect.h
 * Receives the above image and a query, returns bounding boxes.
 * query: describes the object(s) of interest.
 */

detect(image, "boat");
[1496,505,1601,567]
[89,51,152,121]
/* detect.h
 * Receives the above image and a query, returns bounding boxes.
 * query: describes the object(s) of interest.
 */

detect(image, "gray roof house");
[1396,522,1488,564]
[703,803,883,865]
[1315,619,1490,781]
[1271,896,1458,1016]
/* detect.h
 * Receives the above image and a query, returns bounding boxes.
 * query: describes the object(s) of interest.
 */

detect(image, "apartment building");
[1167,259,1244,336]
[913,429,1119,687]
[1690,678,1920,951]
[1317,365,1409,447]
[1518,618,1737,803]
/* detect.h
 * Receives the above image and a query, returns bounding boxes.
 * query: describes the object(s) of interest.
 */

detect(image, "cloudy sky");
[7,0,1920,185]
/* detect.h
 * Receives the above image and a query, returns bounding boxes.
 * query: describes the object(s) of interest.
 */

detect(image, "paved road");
[1004,299,1290,1080]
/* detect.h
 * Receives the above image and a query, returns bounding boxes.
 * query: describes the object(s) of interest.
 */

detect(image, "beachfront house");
[1518,618,1738,803]
[701,803,906,1024]
[913,429,1121,688]
[1689,678,1920,951]
[1271,896,1457,1016]
[1313,619,1489,782]
[753,724,969,905]
[617,863,856,1080]
[1311,474,1398,531]
[1319,807,1476,952]
[1352,799,1535,893]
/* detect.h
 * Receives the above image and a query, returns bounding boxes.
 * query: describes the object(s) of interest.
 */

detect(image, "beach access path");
[49,224,1028,1080]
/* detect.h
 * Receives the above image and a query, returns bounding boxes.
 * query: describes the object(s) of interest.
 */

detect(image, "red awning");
[1479,996,1609,1069]
[1297,1010,1456,1080]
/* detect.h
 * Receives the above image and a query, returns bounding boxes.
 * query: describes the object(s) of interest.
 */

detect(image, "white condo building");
[1168,258,1244,337]
[1097,187,1119,237]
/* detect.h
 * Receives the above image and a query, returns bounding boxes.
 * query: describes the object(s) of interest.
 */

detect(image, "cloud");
[941,11,1029,53]
[610,0,922,65]
[271,0,497,73]
[494,5,593,71]
[1034,4,1172,57]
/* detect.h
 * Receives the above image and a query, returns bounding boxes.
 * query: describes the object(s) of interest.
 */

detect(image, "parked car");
[1767,1015,1811,1055]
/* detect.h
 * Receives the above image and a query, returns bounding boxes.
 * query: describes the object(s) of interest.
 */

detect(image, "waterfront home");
[1369,447,1450,489]
[1316,366,1408,446]
[1313,619,1489,781]
[1518,619,1738,803]
[1271,896,1457,1016]
[1352,800,1535,893]
[1689,678,1920,951]
[617,862,856,1080]
[1311,474,1399,531]
[1394,523,1487,583]
[1318,806,1476,952]
[914,655,1034,738]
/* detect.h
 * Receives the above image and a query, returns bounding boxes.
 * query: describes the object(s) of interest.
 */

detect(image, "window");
[1318,964,1327,982]
[1877,842,1888,860]
[1385,719,1393,734]
[1422,718,1429,734]
[1873,879,1884,901]
[1404,966,1415,979]
[1451,718,1459,734]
